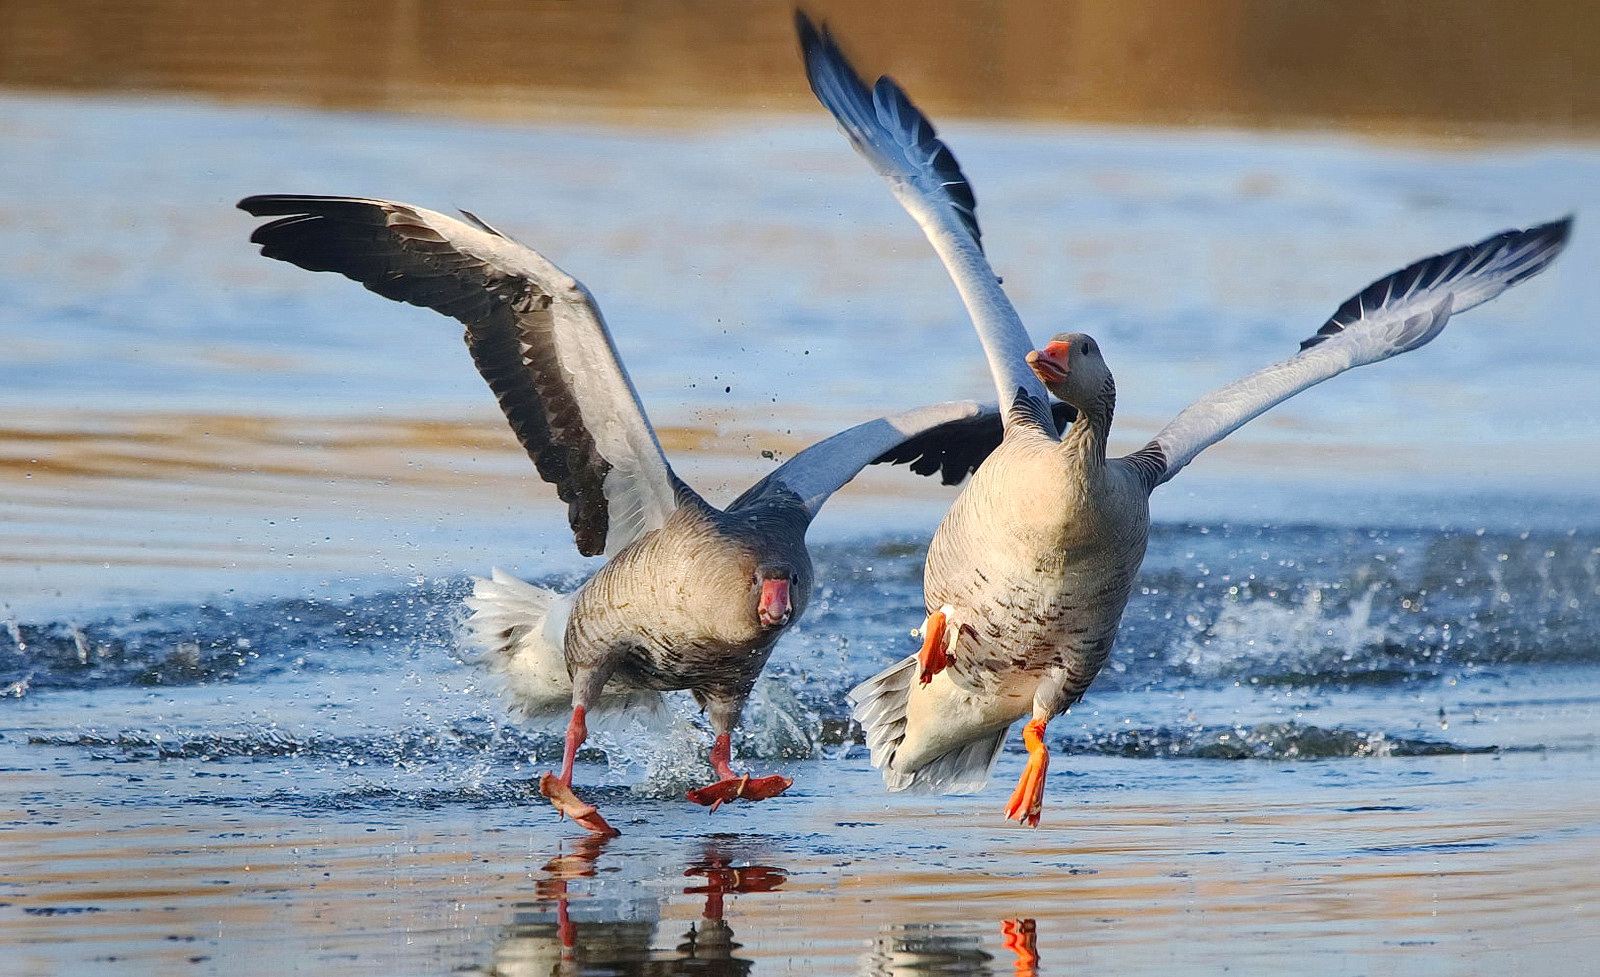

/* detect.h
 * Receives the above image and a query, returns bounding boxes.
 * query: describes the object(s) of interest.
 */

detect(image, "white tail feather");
[848,654,1013,794]
[463,568,664,723]
[849,654,917,787]
[903,726,1009,795]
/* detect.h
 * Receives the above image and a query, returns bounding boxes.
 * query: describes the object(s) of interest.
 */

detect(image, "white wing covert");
[239,194,681,557]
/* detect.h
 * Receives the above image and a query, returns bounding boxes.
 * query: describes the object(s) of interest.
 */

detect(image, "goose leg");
[686,700,792,810]
[558,703,587,784]
[540,679,619,836]
[1002,717,1051,827]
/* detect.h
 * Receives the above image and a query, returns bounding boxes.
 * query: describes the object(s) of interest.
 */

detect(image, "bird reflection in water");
[534,833,615,959]
[858,919,1038,977]
[469,835,786,976]
[679,843,786,966]
[999,919,1039,977]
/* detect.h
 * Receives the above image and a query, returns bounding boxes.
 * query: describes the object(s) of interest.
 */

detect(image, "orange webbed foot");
[540,772,620,836]
[1002,719,1050,828]
[916,605,956,685]
[685,774,793,812]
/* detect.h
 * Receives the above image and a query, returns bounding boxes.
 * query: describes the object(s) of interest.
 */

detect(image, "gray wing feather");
[797,13,1052,430]
[871,401,1077,484]
[734,400,989,518]
[1142,217,1573,488]
[239,193,681,557]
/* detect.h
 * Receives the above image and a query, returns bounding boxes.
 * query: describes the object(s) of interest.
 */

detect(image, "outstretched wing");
[870,401,1078,484]
[796,12,1054,435]
[726,400,983,517]
[1132,217,1573,489]
[730,397,1076,516]
[238,194,682,557]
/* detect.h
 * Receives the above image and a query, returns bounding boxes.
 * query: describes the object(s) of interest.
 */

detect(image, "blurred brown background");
[0,0,1594,136]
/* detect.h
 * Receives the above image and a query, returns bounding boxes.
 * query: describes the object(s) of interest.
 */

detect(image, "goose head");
[1025,332,1114,415]
[751,565,796,629]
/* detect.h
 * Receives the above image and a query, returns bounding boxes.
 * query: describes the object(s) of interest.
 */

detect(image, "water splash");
[1065,721,1499,761]
[1110,523,1600,691]
[6,523,1596,810]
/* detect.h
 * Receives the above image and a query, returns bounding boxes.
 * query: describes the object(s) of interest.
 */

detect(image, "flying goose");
[238,193,1032,834]
[797,13,1572,826]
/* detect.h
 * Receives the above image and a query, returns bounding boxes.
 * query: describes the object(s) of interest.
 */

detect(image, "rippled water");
[2,91,1599,974]
[6,523,1600,974]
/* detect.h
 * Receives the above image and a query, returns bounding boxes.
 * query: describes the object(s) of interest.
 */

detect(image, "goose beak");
[758,577,792,628]
[1026,341,1070,383]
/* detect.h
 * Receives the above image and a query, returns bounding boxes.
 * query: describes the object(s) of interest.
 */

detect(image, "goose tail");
[463,568,664,722]
[849,655,1009,795]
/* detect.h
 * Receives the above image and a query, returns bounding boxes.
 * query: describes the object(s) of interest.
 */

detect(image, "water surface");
[1,92,1597,975]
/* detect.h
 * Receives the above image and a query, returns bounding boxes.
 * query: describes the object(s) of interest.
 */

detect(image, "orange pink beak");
[1026,340,1071,383]
[758,577,792,628]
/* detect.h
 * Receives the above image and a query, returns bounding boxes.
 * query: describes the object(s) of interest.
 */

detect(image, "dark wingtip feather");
[239,193,380,218]
[870,76,982,247]
[238,193,293,216]
[870,401,1075,484]
[793,8,822,53]
[1511,215,1574,280]
[1299,216,1574,351]
[794,8,982,247]
[1531,213,1575,248]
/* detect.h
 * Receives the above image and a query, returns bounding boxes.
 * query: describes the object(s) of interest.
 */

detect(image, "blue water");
[7,521,1600,758]
[1,93,1598,975]
[0,93,1595,449]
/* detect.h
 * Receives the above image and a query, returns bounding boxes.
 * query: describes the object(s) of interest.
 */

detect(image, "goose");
[237,193,1036,834]
[796,14,1572,826]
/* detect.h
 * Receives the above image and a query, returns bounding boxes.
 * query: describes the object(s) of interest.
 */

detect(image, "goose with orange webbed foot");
[797,12,1571,826]
[239,193,1031,833]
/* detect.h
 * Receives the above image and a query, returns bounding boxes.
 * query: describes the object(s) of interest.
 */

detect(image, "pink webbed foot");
[688,731,792,810]
[685,774,793,812]
[540,772,620,836]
